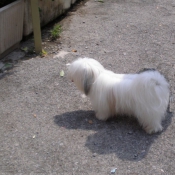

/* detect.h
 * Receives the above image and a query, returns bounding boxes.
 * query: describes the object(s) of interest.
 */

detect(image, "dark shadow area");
[0,45,38,79]
[0,71,14,80]
[54,110,173,161]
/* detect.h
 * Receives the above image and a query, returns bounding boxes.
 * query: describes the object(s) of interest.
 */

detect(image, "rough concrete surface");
[0,0,175,174]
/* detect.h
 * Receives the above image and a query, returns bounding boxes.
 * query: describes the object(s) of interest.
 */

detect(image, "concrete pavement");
[0,0,175,174]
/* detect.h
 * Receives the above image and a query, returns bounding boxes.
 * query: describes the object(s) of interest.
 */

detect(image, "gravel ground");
[0,0,175,174]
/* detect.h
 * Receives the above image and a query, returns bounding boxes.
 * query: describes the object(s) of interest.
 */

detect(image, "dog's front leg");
[95,111,109,121]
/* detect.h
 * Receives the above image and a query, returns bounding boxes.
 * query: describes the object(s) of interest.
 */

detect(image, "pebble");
[92,153,97,157]
[128,131,133,134]
[134,154,138,158]
[111,168,117,174]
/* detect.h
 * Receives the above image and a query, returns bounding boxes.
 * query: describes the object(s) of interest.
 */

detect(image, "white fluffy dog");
[68,57,170,134]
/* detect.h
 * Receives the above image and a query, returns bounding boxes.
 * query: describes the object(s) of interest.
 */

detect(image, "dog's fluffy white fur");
[68,57,170,134]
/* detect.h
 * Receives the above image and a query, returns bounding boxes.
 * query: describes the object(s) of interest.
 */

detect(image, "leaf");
[21,47,28,53]
[60,70,64,77]
[40,49,47,57]
[88,120,93,124]
[4,63,12,69]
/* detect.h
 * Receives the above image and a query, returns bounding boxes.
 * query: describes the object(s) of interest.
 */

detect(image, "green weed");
[50,24,62,40]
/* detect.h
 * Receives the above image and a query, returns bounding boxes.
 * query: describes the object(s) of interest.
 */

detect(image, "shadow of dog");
[54,110,173,161]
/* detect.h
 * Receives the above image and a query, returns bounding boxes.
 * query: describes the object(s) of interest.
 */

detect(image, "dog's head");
[68,57,104,95]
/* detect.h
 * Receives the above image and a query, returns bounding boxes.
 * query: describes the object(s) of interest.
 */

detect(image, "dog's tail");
[68,58,104,95]
[132,70,170,125]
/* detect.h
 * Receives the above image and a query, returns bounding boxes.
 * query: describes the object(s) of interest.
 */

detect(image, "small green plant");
[50,24,62,40]
[40,49,47,57]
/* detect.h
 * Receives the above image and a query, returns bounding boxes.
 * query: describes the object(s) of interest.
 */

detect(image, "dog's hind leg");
[136,111,163,134]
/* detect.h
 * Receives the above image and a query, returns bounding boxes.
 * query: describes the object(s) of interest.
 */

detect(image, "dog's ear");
[83,69,95,95]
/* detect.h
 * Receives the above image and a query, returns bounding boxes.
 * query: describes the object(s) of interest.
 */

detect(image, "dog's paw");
[143,124,163,134]
[95,112,108,121]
